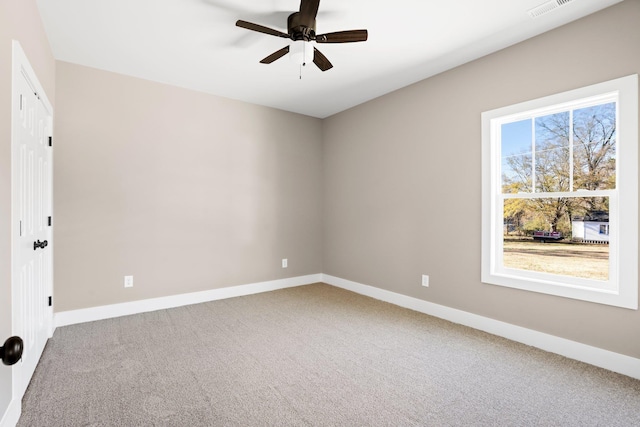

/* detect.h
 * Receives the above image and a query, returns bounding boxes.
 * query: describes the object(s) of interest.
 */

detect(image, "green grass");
[502,239,609,281]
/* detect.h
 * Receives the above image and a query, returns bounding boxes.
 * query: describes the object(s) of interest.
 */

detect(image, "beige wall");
[53,62,323,312]
[0,0,55,416]
[323,0,640,358]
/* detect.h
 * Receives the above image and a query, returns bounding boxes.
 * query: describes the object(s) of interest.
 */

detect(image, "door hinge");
[48,216,52,226]
[48,296,52,307]
[48,136,52,147]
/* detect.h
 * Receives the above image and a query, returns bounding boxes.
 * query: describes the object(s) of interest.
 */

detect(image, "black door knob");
[1,336,24,366]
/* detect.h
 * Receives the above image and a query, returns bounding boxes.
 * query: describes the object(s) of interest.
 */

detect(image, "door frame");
[8,40,54,423]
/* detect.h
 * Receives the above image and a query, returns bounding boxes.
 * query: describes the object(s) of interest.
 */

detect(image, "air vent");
[528,0,575,19]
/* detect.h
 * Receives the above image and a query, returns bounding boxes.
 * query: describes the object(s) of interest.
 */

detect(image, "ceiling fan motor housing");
[288,12,316,41]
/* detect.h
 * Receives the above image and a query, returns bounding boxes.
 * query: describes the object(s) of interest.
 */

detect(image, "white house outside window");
[482,75,638,309]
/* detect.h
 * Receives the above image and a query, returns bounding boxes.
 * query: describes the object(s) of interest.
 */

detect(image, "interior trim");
[53,272,640,380]
[54,274,323,328]
[0,394,20,427]
[322,274,640,380]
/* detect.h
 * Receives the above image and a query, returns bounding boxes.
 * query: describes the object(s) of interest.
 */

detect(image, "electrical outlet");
[282,259,288,268]
[124,275,133,288]
[421,274,429,287]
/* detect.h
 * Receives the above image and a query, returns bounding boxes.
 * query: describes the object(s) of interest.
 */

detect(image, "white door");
[11,41,53,398]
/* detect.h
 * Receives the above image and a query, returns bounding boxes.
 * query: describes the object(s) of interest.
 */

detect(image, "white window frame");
[481,75,638,309]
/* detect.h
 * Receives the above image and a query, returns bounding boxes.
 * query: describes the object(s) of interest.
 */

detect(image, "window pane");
[501,119,532,193]
[535,112,570,192]
[573,102,616,190]
[503,197,609,281]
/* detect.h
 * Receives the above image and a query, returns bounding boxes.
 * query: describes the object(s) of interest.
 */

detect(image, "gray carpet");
[18,283,640,426]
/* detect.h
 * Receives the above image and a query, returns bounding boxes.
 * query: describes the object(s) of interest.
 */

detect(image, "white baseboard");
[0,396,20,427]
[55,274,322,328]
[322,274,640,380]
[52,272,640,380]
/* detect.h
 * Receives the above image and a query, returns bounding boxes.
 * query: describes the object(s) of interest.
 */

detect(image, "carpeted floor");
[18,283,640,426]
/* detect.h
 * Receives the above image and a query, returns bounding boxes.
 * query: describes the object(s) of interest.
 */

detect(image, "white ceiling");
[36,0,622,118]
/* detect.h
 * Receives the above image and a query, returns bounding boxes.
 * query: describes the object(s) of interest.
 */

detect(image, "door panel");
[13,68,52,395]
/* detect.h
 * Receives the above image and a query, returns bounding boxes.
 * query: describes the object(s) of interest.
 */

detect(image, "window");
[482,75,638,309]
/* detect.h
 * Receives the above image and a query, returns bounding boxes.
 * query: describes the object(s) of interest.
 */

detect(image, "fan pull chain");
[299,42,308,80]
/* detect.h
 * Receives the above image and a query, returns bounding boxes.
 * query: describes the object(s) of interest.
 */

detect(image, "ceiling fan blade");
[316,30,368,44]
[299,0,320,21]
[313,47,333,71]
[236,20,289,38]
[260,46,290,64]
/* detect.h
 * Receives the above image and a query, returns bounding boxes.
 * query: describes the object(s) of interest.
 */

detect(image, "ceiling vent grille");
[528,0,575,19]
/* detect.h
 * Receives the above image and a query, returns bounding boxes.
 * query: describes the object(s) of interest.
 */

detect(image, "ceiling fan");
[235,0,368,71]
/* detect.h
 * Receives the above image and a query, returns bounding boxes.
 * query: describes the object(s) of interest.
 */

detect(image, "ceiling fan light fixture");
[289,41,313,65]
